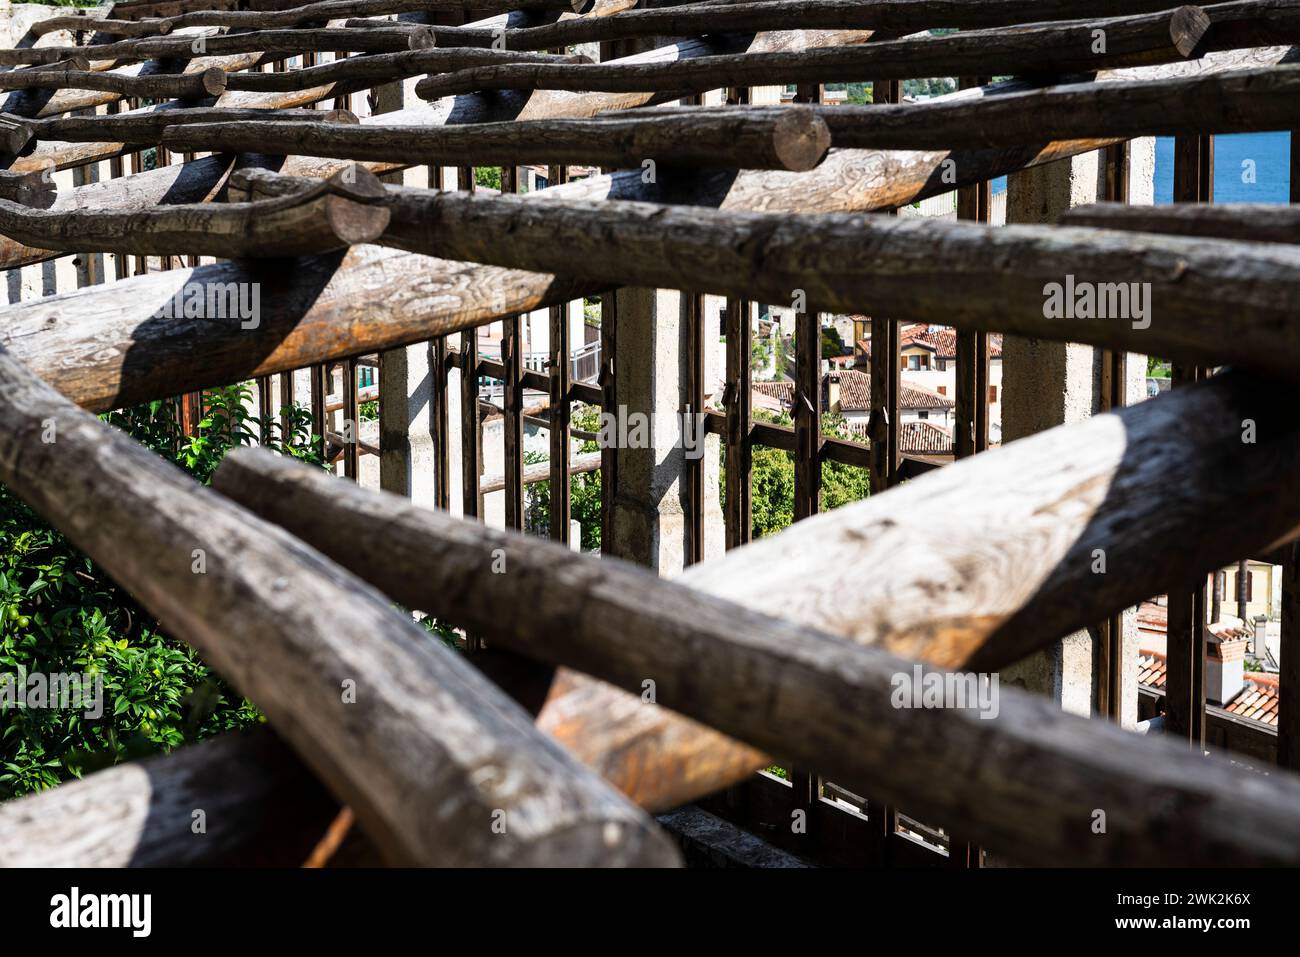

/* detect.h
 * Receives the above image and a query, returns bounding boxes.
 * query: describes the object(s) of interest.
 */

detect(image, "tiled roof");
[846,419,954,455]
[900,421,954,454]
[753,381,794,405]
[1223,672,1280,726]
[755,372,956,415]
[835,370,954,412]
[861,325,1005,359]
[1137,648,1279,728]
[1137,650,1168,689]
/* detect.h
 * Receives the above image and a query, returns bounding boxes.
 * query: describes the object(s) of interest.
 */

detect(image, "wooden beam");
[650,62,1300,150]
[341,181,1300,384]
[3,48,1287,411]
[0,731,341,866]
[416,6,1213,99]
[213,443,1300,867]
[31,16,175,39]
[0,65,227,100]
[0,26,440,68]
[159,108,832,171]
[1062,199,1300,241]
[427,0,1206,52]
[31,106,356,146]
[0,164,56,210]
[0,166,390,259]
[0,348,678,868]
[219,48,593,94]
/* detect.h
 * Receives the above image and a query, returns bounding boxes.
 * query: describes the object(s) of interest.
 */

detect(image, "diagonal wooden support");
[0,346,679,868]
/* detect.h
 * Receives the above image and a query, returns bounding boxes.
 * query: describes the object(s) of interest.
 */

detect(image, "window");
[918,410,929,420]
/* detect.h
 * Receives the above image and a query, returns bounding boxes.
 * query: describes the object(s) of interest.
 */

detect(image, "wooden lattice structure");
[0,0,1299,867]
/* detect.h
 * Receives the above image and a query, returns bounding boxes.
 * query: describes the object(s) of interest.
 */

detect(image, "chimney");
[1205,635,1248,706]
[1253,616,1268,659]
[827,372,841,413]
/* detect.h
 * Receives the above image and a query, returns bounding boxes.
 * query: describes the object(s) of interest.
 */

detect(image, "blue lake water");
[989,131,1291,203]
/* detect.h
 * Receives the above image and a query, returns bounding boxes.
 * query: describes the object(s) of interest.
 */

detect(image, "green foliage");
[1,388,323,801]
[750,336,772,377]
[475,167,503,191]
[741,411,871,539]
[1147,356,1171,378]
[822,326,847,359]
[524,405,603,551]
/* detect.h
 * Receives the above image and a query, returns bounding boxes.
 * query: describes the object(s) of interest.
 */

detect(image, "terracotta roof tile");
[834,370,954,412]
[1137,648,1279,728]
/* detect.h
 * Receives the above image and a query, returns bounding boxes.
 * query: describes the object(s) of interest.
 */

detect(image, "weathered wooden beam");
[161,108,831,171]
[0,153,236,271]
[0,26,438,68]
[34,106,356,147]
[0,731,341,867]
[31,16,175,39]
[0,66,228,101]
[0,164,56,210]
[1061,199,1300,241]
[219,48,594,93]
[1,48,1287,410]
[0,347,679,868]
[1,53,269,121]
[213,432,1300,867]
[332,180,1300,383]
[416,6,1214,99]
[426,0,1203,52]
[480,450,602,494]
[637,62,1300,150]
[158,0,580,32]
[0,166,390,259]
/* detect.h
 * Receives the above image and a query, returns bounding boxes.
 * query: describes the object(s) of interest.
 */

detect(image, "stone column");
[607,288,724,576]
[999,141,1153,729]
[375,77,460,510]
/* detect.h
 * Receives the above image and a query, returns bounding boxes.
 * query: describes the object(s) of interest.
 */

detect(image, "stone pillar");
[375,77,460,510]
[607,288,724,576]
[999,143,1152,729]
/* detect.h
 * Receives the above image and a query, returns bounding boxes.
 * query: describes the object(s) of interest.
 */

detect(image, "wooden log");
[211,431,1300,868]
[415,6,1214,99]
[0,48,1286,406]
[0,113,33,156]
[330,178,1300,384]
[0,154,236,271]
[0,66,228,101]
[0,166,390,259]
[635,62,1300,150]
[17,55,92,73]
[30,16,175,39]
[2,53,269,121]
[0,731,341,867]
[0,347,679,868]
[0,26,439,68]
[221,48,594,94]
[35,106,357,147]
[0,164,57,211]
[162,108,831,171]
[480,450,602,493]
[426,0,1203,52]
[161,0,580,31]
[1061,200,1300,242]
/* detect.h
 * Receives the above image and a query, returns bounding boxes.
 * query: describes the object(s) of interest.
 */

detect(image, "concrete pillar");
[608,288,724,576]
[374,76,463,511]
[999,143,1153,729]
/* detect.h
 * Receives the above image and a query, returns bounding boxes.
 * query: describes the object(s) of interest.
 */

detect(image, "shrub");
[1,387,322,800]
